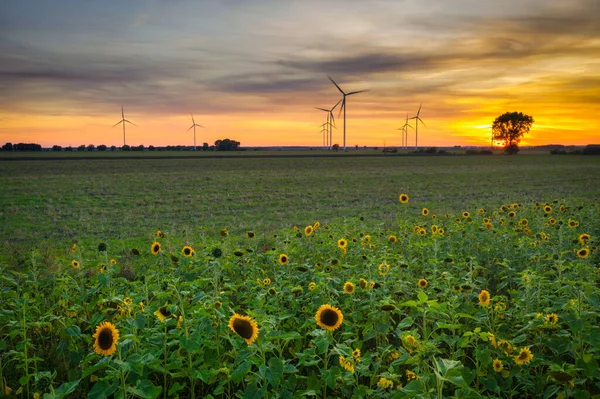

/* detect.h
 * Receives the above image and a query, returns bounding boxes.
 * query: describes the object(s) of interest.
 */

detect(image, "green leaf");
[417,290,428,303]
[231,360,252,384]
[396,316,414,330]
[65,325,81,337]
[314,334,330,354]
[324,367,340,389]
[127,379,162,399]
[87,381,119,399]
[266,357,284,388]
[53,379,81,397]
[267,331,302,341]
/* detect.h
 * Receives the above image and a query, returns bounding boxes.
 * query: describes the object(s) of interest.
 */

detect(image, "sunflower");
[337,238,347,249]
[388,235,397,243]
[246,231,255,239]
[156,230,164,238]
[487,332,497,347]
[339,356,355,373]
[406,370,419,381]
[485,222,493,230]
[378,263,390,276]
[98,264,106,273]
[313,221,321,230]
[359,278,368,289]
[228,314,259,345]
[417,278,428,289]
[568,219,579,228]
[478,208,485,214]
[399,193,409,204]
[500,205,508,212]
[71,260,80,269]
[182,246,194,257]
[352,348,361,360]
[579,233,591,245]
[343,281,355,294]
[418,228,427,236]
[154,306,172,322]
[431,225,439,234]
[268,287,277,296]
[493,359,503,373]
[498,340,514,354]
[263,277,272,285]
[219,229,229,237]
[511,203,520,209]
[508,211,516,218]
[308,282,316,291]
[92,321,119,356]
[377,377,393,389]
[514,347,534,365]
[519,218,529,226]
[576,248,590,259]
[462,211,470,218]
[71,243,77,252]
[278,254,288,265]
[123,297,133,306]
[151,242,161,255]
[421,208,429,217]
[110,259,117,265]
[543,205,552,214]
[304,225,314,236]
[315,304,344,331]
[214,301,222,309]
[545,313,559,325]
[479,290,491,306]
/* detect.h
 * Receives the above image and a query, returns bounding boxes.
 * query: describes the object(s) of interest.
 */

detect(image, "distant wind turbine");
[409,104,426,150]
[112,106,136,147]
[320,122,329,149]
[328,76,367,151]
[188,114,205,150]
[398,113,413,149]
[315,99,341,150]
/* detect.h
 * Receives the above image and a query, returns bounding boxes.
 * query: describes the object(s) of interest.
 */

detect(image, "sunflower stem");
[118,346,128,399]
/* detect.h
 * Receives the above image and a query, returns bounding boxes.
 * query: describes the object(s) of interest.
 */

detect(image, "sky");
[1,0,599,148]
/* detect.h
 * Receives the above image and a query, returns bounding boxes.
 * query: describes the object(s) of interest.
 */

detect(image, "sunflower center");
[320,309,339,326]
[98,329,114,350]
[518,351,528,360]
[159,308,170,317]
[232,319,253,339]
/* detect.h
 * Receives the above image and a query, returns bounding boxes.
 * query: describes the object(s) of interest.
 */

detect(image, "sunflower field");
[1,192,599,398]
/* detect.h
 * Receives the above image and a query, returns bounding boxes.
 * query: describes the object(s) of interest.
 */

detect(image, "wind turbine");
[188,114,204,150]
[398,113,412,149]
[112,106,136,147]
[315,99,341,150]
[328,76,367,151]
[320,121,329,149]
[409,104,426,150]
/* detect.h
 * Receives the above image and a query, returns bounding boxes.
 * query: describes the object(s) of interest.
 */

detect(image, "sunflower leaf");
[127,379,162,399]
[231,360,252,384]
[87,381,119,399]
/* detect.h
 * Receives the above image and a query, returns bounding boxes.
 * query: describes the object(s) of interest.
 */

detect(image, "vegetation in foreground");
[1,194,599,398]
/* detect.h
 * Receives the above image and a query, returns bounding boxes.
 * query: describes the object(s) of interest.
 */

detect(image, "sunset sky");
[1,0,599,148]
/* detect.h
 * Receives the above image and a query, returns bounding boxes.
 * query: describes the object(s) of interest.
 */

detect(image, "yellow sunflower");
[228,314,259,345]
[388,235,397,243]
[485,222,493,230]
[511,203,519,209]
[304,225,314,236]
[479,290,491,306]
[377,377,394,389]
[543,205,552,214]
[576,248,590,259]
[493,359,503,373]
[462,211,470,218]
[343,281,355,294]
[151,242,161,255]
[278,253,288,265]
[568,219,579,228]
[406,370,419,381]
[315,304,343,331]
[545,313,559,325]
[92,321,119,356]
[246,231,255,238]
[399,193,409,204]
[421,208,429,217]
[110,259,117,265]
[313,221,321,230]
[71,260,80,269]
[514,347,534,365]
[219,229,229,237]
[182,246,194,257]
[478,208,485,214]
[417,278,428,289]
[508,211,516,218]
[519,218,529,226]
[352,348,361,360]
[339,356,355,373]
[308,282,316,291]
[579,233,591,245]
[337,238,347,249]
[431,225,439,234]
[359,278,368,289]
[154,306,172,322]
[156,230,164,238]
[418,228,427,236]
[263,277,272,285]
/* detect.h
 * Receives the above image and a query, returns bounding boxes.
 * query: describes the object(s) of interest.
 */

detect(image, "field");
[1,153,599,398]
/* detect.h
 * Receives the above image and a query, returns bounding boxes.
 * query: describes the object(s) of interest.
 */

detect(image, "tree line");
[1,139,241,152]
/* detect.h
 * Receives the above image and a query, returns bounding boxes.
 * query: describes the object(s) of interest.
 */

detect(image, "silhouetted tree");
[78,145,86,151]
[214,138,241,151]
[110,145,117,151]
[2,142,13,151]
[87,144,95,151]
[122,145,131,151]
[14,143,42,151]
[202,142,209,151]
[52,145,62,151]
[492,112,534,154]
[97,145,107,151]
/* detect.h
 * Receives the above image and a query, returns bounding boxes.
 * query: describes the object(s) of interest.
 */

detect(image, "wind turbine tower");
[112,106,136,147]
[409,104,426,150]
[188,114,204,150]
[328,76,367,151]
[315,99,341,150]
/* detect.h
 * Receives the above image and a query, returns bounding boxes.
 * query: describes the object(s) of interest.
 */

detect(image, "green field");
[1,153,599,398]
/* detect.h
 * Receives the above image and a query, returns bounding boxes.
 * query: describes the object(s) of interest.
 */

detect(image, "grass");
[1,154,598,264]
[1,152,599,398]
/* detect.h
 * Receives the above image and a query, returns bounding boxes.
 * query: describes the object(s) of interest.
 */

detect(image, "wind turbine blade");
[198,125,205,128]
[347,89,368,95]
[327,75,345,95]
[337,99,345,118]
[124,120,136,126]
[330,112,336,127]
[191,114,195,124]
[417,103,422,116]
[112,121,122,128]
[188,125,194,131]
[121,106,124,119]
[417,117,426,127]
[315,107,329,112]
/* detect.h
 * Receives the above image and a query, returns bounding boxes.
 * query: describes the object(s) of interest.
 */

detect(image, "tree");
[492,112,534,154]
[214,138,240,151]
